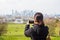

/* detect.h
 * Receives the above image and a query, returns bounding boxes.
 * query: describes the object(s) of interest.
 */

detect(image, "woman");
[24,12,49,40]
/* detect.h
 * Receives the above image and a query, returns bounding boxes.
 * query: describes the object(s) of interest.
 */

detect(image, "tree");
[45,18,57,36]
[0,17,7,36]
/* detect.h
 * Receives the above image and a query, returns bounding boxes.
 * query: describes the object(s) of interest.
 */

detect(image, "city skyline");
[0,0,60,15]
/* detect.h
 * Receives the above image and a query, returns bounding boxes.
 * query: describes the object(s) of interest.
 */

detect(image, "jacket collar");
[33,23,44,28]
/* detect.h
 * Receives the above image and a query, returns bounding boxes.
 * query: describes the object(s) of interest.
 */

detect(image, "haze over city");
[0,0,60,15]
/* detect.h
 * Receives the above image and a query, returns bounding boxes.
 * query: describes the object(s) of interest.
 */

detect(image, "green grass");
[0,23,60,40]
[51,36,60,40]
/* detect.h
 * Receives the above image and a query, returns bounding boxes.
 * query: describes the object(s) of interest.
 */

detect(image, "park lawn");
[0,23,60,40]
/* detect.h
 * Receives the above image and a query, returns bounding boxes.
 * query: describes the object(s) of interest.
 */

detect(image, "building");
[13,19,23,24]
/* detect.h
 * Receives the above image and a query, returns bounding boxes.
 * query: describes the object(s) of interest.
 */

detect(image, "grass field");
[0,23,60,40]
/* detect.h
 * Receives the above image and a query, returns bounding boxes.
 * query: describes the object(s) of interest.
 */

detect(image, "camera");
[29,20,34,24]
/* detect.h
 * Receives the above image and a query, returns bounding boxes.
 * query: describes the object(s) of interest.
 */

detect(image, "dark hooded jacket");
[24,24,49,40]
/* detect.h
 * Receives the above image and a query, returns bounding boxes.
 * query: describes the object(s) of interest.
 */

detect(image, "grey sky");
[0,0,60,15]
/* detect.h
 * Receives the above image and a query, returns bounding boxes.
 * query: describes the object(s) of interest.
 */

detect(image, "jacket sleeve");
[24,25,33,37]
[45,26,49,37]
[25,25,30,31]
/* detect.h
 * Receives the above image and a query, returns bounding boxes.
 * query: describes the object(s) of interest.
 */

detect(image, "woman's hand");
[26,20,30,25]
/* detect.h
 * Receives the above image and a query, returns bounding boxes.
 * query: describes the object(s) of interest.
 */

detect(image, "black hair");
[34,12,43,22]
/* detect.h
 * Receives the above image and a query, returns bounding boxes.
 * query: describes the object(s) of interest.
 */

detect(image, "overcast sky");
[0,0,60,15]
